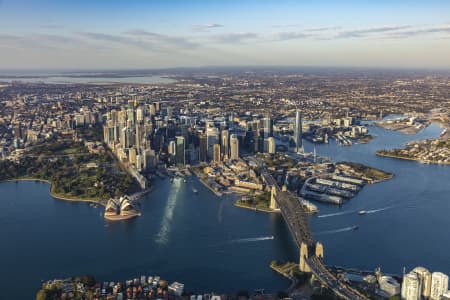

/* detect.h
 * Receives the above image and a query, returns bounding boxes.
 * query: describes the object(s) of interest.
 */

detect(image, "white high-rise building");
[402,272,421,300]
[230,134,239,161]
[267,137,276,154]
[413,266,432,298]
[430,272,449,300]
[136,107,144,122]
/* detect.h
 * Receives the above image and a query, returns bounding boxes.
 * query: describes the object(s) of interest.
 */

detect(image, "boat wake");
[365,206,394,214]
[316,227,356,235]
[318,211,354,218]
[230,236,275,243]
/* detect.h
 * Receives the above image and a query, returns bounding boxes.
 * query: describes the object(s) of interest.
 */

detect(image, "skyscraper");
[267,137,276,154]
[213,143,221,163]
[263,116,273,138]
[230,134,239,161]
[199,133,208,162]
[175,136,185,166]
[207,127,219,161]
[221,129,229,160]
[402,272,422,300]
[294,110,303,153]
[430,272,449,300]
[168,140,176,163]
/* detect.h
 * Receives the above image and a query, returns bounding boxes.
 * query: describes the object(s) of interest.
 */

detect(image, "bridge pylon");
[299,242,311,273]
[315,242,324,259]
[270,186,279,210]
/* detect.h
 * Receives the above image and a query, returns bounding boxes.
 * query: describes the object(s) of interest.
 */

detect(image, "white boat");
[358,210,367,215]
[192,188,199,193]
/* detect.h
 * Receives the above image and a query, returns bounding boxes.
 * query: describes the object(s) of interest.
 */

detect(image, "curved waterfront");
[0,177,295,299]
[0,124,449,299]
[305,124,450,276]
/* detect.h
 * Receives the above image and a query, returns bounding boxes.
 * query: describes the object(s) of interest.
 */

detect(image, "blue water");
[305,124,450,275]
[0,177,294,299]
[0,124,448,298]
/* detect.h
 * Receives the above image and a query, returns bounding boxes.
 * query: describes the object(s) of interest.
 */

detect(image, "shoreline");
[2,178,103,206]
[234,201,279,214]
[376,152,450,165]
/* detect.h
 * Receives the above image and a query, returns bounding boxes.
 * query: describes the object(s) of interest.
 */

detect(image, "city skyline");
[1,0,450,70]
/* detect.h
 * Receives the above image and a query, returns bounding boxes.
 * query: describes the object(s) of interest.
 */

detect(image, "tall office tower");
[129,147,137,165]
[229,112,234,129]
[206,127,219,161]
[135,154,143,171]
[110,109,118,123]
[168,140,176,163]
[118,109,127,125]
[136,107,144,122]
[127,107,135,125]
[230,134,239,161]
[402,272,422,300]
[175,136,185,166]
[213,144,221,163]
[199,133,208,162]
[294,110,303,153]
[135,123,143,150]
[263,116,273,138]
[413,267,432,298]
[120,127,128,148]
[221,129,229,160]
[267,137,276,154]
[155,101,161,113]
[430,272,449,300]
[167,106,174,118]
[148,103,156,115]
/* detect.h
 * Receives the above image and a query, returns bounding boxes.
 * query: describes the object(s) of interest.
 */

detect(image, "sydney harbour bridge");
[262,171,369,300]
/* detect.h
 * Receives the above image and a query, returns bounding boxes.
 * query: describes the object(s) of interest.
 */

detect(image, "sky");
[0,0,450,70]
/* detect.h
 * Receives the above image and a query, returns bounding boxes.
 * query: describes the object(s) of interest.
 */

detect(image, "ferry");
[192,188,199,194]
[358,210,367,215]
[351,225,359,230]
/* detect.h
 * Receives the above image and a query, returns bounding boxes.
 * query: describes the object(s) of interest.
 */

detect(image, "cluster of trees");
[337,161,392,181]
[0,140,139,200]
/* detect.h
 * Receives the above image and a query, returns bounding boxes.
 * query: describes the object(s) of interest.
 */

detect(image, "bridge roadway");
[262,171,368,300]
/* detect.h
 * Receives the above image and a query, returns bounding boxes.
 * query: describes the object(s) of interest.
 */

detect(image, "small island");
[376,137,450,165]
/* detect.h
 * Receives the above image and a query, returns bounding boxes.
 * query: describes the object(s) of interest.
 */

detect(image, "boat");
[351,225,359,230]
[183,179,187,183]
[358,210,367,215]
[192,188,199,194]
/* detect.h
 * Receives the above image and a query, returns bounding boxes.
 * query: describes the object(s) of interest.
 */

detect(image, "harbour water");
[0,177,295,299]
[0,124,449,298]
[305,124,450,276]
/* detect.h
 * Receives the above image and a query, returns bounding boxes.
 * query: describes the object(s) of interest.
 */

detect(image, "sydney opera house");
[104,196,140,221]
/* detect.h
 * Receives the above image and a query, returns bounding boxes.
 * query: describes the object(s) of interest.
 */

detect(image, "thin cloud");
[385,25,450,38]
[210,32,259,44]
[273,31,313,41]
[193,23,224,32]
[124,29,199,49]
[336,25,412,38]
[304,26,341,32]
